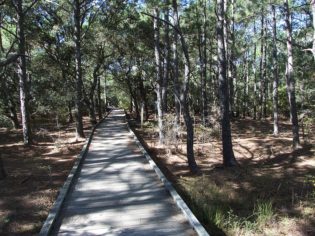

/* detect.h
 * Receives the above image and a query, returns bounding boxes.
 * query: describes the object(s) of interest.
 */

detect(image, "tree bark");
[284,0,300,149]
[68,102,73,123]
[272,4,279,135]
[154,8,164,145]
[74,0,85,138]
[242,54,249,118]
[198,0,208,126]
[162,0,170,113]
[172,0,199,173]
[229,0,237,117]
[253,22,257,120]
[15,0,32,145]
[97,75,102,120]
[216,0,237,166]
[259,11,265,120]
[172,10,180,125]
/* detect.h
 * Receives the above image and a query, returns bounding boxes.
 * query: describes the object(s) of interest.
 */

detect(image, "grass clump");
[178,175,276,235]
[254,200,274,230]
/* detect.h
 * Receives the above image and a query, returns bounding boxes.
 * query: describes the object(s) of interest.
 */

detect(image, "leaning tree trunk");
[15,0,32,145]
[284,0,300,149]
[74,0,85,138]
[173,0,199,173]
[216,0,237,166]
[272,4,279,135]
[154,8,164,145]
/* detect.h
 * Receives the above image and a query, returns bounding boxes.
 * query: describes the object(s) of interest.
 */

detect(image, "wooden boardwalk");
[51,109,197,235]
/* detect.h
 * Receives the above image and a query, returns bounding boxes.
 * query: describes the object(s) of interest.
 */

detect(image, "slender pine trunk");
[217,0,237,166]
[15,0,32,145]
[259,11,265,120]
[74,0,84,138]
[284,0,300,149]
[97,76,102,120]
[173,0,199,173]
[272,5,279,135]
[154,8,164,145]
[162,1,170,113]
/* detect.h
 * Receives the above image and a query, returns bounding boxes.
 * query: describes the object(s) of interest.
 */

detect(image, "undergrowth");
[178,175,277,235]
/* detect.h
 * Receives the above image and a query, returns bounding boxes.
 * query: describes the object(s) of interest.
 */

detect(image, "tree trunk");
[272,4,279,135]
[104,77,107,110]
[229,0,237,117]
[87,63,102,125]
[173,0,199,173]
[262,33,268,119]
[74,0,85,138]
[154,8,164,145]
[172,12,180,125]
[68,102,74,123]
[97,75,102,120]
[199,0,208,126]
[253,22,257,120]
[15,0,32,145]
[242,54,249,118]
[284,0,300,149]
[127,77,140,119]
[216,0,237,166]
[137,68,149,121]
[88,98,97,125]
[259,11,265,120]
[9,99,20,129]
[162,0,170,113]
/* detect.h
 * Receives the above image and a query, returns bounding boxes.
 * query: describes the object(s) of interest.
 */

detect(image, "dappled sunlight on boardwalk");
[52,110,195,235]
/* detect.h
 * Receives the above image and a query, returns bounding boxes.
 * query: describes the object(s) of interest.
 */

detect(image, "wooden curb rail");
[39,111,111,236]
[126,118,209,236]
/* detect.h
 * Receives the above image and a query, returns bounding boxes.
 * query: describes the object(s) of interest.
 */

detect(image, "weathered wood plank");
[50,110,201,235]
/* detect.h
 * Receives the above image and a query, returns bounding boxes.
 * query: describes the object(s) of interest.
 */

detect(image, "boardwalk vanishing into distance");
[47,109,200,235]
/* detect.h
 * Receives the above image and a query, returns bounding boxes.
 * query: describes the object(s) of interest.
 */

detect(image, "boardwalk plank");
[52,110,197,235]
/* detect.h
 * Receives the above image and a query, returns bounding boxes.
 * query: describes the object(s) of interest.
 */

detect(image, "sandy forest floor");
[131,116,315,236]
[0,117,92,235]
[0,113,314,235]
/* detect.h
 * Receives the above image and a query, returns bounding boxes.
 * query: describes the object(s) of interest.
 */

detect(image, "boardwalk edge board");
[126,118,210,236]
[39,110,111,236]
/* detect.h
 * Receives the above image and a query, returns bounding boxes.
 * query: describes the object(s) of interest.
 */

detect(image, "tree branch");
[0,54,19,67]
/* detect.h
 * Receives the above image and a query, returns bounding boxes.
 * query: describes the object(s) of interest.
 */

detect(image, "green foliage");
[278,86,290,117]
[254,200,274,229]
[0,114,13,129]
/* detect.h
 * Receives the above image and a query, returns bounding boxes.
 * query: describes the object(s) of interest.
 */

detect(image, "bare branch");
[141,11,179,34]
[24,0,39,14]
[0,25,18,39]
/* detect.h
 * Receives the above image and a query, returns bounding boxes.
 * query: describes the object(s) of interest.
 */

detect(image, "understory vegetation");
[131,117,314,235]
